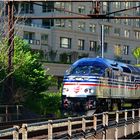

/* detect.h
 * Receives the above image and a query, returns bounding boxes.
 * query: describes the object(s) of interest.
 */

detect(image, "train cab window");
[90,66,104,75]
[121,66,131,73]
[70,64,105,76]
[72,66,89,75]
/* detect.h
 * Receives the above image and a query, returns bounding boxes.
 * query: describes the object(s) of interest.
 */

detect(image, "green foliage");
[0,36,56,103]
[13,37,51,94]
[133,47,140,64]
[0,39,9,82]
[24,91,62,118]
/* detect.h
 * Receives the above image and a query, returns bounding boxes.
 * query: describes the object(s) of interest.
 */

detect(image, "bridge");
[0,107,140,139]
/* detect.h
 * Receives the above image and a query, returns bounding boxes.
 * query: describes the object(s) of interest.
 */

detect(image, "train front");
[62,58,105,115]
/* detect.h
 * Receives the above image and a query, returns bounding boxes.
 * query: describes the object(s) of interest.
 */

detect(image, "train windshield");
[66,65,104,76]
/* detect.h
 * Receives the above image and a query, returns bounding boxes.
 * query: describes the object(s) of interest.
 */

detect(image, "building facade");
[4,1,140,66]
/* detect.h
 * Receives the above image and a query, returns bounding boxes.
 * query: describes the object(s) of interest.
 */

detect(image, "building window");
[114,13,121,24]
[134,31,140,39]
[113,2,121,9]
[104,42,108,53]
[78,39,84,50]
[42,2,47,12]
[134,19,140,28]
[114,19,121,24]
[42,19,54,28]
[21,2,34,13]
[78,5,85,14]
[123,45,129,55]
[60,37,71,48]
[23,31,35,44]
[55,2,64,12]
[124,2,131,8]
[124,30,130,38]
[114,28,121,36]
[25,19,32,26]
[89,24,96,32]
[24,31,35,40]
[67,20,72,29]
[41,34,48,45]
[55,19,65,27]
[102,2,109,13]
[104,25,110,35]
[65,2,72,11]
[42,2,54,12]
[90,41,98,52]
[78,22,85,31]
[135,2,140,15]
[124,15,131,25]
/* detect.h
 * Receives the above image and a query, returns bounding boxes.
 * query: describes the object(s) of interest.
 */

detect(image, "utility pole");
[4,1,14,103]
[101,24,104,58]
[94,1,104,58]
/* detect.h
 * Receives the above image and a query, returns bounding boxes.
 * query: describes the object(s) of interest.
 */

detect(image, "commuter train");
[62,57,140,115]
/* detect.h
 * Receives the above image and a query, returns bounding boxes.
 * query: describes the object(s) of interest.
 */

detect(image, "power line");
[106,4,140,16]
[16,1,140,19]
[16,15,140,19]
[32,2,88,17]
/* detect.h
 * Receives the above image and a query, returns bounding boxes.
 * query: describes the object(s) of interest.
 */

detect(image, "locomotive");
[62,57,140,115]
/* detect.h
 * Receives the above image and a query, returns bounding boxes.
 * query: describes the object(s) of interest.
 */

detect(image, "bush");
[24,91,62,118]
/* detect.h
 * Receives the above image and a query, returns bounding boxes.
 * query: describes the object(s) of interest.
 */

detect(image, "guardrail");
[0,108,140,139]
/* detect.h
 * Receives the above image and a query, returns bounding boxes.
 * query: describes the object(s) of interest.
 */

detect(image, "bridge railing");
[0,108,140,139]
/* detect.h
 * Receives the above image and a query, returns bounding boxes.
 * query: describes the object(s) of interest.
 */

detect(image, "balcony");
[24,39,40,45]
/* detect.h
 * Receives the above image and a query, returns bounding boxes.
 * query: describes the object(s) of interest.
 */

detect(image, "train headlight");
[84,89,89,93]
[84,88,95,94]
[63,88,69,93]
[89,89,94,94]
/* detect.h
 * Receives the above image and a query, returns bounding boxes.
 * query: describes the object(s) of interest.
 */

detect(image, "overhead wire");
[19,1,140,19]
[27,1,89,17]
[106,4,140,16]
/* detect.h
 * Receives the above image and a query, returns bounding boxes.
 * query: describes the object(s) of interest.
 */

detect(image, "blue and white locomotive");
[62,57,140,114]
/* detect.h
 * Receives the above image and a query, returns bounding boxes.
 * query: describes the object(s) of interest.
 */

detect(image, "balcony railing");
[24,39,40,45]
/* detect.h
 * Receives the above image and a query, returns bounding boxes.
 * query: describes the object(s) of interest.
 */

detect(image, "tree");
[0,36,55,104]
[133,47,140,64]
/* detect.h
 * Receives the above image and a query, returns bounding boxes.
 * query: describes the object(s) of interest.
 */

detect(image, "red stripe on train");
[64,83,140,90]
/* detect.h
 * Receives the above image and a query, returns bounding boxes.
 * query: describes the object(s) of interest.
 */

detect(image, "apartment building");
[3,2,140,67]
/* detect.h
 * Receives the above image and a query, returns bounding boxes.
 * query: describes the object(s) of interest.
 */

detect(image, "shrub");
[25,91,62,118]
